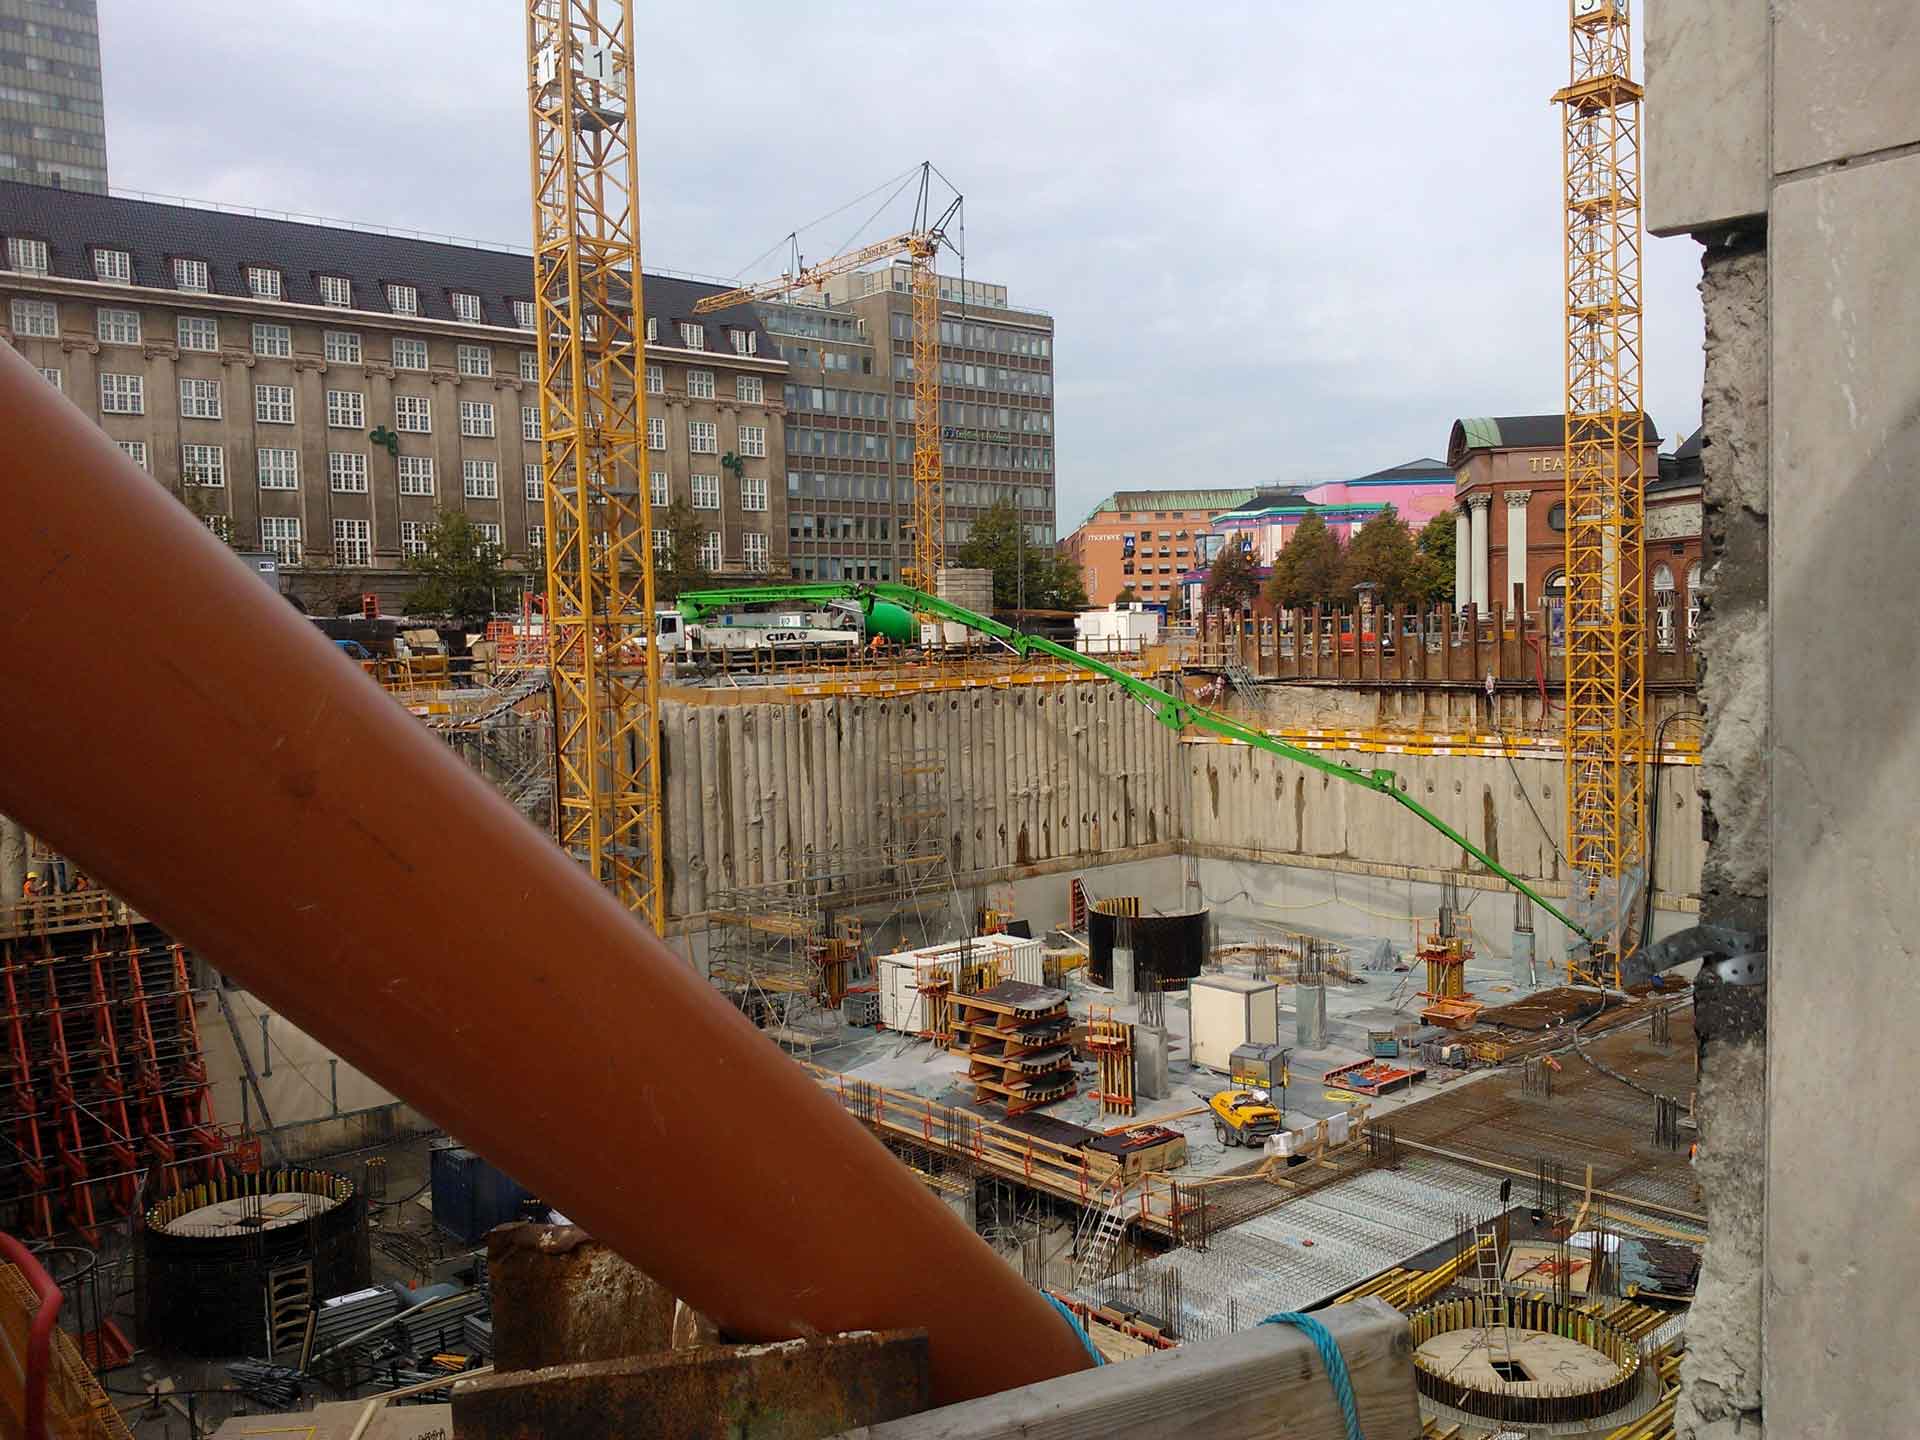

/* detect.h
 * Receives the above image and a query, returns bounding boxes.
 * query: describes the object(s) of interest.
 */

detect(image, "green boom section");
[679,582,1590,940]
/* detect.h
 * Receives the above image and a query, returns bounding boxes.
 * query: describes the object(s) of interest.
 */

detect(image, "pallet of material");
[1323,1058,1427,1095]
[949,981,1076,1115]
[972,1070,1077,1114]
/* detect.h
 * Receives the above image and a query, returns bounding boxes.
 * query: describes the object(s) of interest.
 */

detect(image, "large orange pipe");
[0,347,1089,1405]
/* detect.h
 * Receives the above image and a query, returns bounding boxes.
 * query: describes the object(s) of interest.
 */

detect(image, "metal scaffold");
[1555,0,1648,987]
[525,0,664,927]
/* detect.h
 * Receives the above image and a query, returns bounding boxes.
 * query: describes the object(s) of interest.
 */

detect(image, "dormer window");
[678,321,704,350]
[451,291,482,323]
[318,274,353,308]
[6,237,48,274]
[387,283,418,316]
[246,266,282,300]
[93,248,131,283]
[173,257,209,292]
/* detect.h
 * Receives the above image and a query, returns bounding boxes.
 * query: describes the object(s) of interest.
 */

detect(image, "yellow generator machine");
[1206,1089,1283,1149]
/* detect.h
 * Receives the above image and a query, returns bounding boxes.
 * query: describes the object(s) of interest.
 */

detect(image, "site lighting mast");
[1555,0,1648,988]
[694,163,963,593]
[525,0,664,928]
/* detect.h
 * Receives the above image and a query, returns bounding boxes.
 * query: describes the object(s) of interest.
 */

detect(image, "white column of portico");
[1505,489,1532,610]
[1467,492,1492,612]
[1453,504,1471,606]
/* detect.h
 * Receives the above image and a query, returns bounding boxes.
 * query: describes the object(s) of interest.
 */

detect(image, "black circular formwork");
[138,1167,369,1356]
[1089,903,1207,989]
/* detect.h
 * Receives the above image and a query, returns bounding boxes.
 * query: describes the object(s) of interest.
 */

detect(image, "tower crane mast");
[695,165,962,592]
[1555,0,1647,987]
[525,0,664,927]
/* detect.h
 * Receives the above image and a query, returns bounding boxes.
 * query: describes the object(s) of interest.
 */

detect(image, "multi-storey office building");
[0,181,787,610]
[773,260,1055,584]
[0,0,107,193]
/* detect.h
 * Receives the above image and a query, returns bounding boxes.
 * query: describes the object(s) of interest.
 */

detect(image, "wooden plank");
[830,1297,1419,1440]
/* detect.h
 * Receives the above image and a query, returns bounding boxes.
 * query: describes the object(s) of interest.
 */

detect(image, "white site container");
[1074,604,1162,656]
[874,934,1042,1031]
[1187,975,1280,1073]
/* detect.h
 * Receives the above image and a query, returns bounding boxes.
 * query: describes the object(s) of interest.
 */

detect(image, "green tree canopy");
[404,508,508,627]
[1339,505,1420,606]
[1201,536,1261,614]
[652,497,712,602]
[954,499,1088,610]
[1410,512,1456,606]
[1265,511,1346,609]
[1112,585,1138,605]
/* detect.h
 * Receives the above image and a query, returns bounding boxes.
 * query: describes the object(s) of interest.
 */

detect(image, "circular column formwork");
[1408,1293,1644,1425]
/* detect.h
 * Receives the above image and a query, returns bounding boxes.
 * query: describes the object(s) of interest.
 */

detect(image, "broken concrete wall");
[1650,5,1920,1436]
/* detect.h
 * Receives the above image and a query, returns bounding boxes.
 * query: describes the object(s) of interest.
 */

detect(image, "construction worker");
[20,869,42,899]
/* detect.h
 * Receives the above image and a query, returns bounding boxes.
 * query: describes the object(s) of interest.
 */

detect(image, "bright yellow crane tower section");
[1554,0,1647,987]
[525,0,664,927]
[694,165,961,593]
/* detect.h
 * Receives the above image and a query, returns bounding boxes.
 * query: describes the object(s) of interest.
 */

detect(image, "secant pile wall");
[660,683,1188,916]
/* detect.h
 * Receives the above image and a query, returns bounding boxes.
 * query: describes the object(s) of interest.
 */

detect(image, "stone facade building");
[0,180,787,612]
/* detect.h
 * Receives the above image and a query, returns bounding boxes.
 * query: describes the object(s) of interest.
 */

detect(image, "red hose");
[0,1232,62,1440]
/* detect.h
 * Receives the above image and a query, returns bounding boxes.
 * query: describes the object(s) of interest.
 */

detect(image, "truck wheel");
[1214,1120,1229,1146]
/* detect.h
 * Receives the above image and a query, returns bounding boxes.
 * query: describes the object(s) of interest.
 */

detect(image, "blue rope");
[1044,1292,1106,1366]
[1259,1311,1363,1440]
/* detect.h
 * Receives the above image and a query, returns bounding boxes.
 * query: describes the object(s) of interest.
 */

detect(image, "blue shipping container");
[430,1145,536,1244]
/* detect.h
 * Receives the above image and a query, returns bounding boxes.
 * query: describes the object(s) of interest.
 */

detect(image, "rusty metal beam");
[0,347,1090,1407]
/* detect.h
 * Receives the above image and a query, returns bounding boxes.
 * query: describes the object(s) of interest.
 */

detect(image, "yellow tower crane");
[524,0,664,927]
[1554,0,1647,988]
[693,165,963,593]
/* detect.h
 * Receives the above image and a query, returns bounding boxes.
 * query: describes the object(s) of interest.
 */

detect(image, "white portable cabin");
[874,933,1045,1032]
[1187,975,1281,1072]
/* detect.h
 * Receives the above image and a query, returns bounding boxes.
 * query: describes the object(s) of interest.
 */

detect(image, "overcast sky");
[98,1,1705,531]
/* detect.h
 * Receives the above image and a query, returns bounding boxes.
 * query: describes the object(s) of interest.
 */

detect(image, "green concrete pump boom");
[680,582,1590,941]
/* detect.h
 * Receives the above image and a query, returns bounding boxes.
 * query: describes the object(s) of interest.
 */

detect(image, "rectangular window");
[386,283,418,315]
[678,321,704,350]
[735,375,763,403]
[730,328,757,356]
[738,423,766,458]
[203,513,235,543]
[96,307,140,345]
[182,443,225,486]
[527,523,545,555]
[7,238,48,274]
[93,248,130,283]
[252,321,291,357]
[261,515,302,564]
[246,266,282,300]
[744,531,768,572]
[518,351,538,382]
[326,389,366,428]
[394,394,431,432]
[319,275,353,308]
[179,377,222,420]
[333,519,370,566]
[451,291,481,322]
[740,475,767,512]
[457,343,491,377]
[524,463,544,500]
[650,471,668,507]
[398,455,435,496]
[10,298,56,336]
[512,300,535,329]
[645,364,663,394]
[329,452,370,493]
[699,531,720,570]
[686,368,714,399]
[647,416,665,451]
[644,316,657,343]
[400,520,427,558]
[393,337,428,370]
[652,528,670,554]
[177,315,219,352]
[691,473,720,510]
[521,405,540,441]
[116,439,148,470]
[462,459,499,499]
[324,329,362,364]
[257,447,299,489]
[474,522,501,548]
[459,400,495,437]
[172,258,209,292]
[688,420,717,454]
[37,366,61,391]
[255,383,294,424]
[100,373,143,414]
